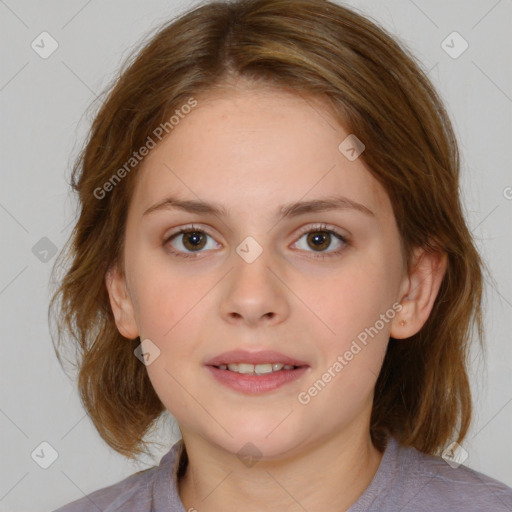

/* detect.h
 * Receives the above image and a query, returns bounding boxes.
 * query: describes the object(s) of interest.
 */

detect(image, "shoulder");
[380,439,512,511]
[51,465,156,512]
[51,439,186,512]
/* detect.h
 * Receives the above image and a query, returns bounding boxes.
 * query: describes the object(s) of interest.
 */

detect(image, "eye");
[163,224,220,259]
[163,223,349,260]
[293,223,349,259]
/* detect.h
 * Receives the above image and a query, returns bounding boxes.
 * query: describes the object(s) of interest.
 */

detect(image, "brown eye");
[164,226,220,259]
[293,224,349,259]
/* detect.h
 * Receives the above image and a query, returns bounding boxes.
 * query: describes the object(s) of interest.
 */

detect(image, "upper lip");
[205,349,309,367]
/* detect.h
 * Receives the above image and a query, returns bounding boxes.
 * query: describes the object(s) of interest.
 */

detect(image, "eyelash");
[163,223,349,260]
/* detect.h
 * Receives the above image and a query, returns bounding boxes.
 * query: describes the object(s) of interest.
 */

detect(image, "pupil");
[309,231,329,251]
[185,231,205,250]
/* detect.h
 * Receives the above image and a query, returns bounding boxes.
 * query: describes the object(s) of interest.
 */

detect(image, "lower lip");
[206,365,310,394]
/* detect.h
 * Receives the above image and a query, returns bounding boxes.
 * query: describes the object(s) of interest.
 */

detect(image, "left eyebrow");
[279,195,375,218]
[142,193,375,219]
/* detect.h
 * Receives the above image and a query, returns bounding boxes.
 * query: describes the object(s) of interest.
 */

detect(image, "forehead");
[130,87,391,220]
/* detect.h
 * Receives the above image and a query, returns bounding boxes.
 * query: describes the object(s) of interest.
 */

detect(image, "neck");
[177,428,384,512]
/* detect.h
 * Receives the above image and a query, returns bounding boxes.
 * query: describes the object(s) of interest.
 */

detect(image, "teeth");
[221,363,296,374]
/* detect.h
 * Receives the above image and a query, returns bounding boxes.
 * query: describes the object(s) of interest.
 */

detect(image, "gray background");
[0,0,511,510]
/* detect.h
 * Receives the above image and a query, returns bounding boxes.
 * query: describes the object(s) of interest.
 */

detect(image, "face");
[107,85,412,460]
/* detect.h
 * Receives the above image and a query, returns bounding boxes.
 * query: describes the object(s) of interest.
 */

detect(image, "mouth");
[204,349,310,394]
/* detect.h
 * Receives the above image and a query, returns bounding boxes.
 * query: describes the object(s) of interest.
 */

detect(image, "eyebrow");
[142,193,375,219]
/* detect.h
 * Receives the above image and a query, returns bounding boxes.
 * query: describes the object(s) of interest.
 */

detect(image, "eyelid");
[294,222,348,241]
[163,222,348,243]
[162,223,218,244]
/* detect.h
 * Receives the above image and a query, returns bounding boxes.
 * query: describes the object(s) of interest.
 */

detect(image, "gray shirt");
[53,436,512,511]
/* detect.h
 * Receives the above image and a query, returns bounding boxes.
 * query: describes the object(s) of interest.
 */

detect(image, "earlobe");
[105,265,139,339]
[391,246,448,340]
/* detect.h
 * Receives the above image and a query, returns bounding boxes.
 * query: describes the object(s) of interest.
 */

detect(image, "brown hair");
[49,0,485,459]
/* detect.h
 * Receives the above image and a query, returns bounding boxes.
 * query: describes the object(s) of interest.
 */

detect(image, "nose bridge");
[231,237,276,296]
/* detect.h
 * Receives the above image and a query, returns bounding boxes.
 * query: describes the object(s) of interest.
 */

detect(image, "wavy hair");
[49,0,485,459]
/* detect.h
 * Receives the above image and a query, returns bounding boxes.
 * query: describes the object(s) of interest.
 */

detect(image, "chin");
[211,426,308,462]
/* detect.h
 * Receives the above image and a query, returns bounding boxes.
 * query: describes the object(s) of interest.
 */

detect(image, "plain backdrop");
[0,0,511,510]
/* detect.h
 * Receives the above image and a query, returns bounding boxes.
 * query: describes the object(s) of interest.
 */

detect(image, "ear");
[390,246,448,339]
[105,264,139,339]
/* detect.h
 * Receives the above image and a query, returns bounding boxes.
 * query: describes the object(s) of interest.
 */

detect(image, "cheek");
[128,249,201,336]
[315,256,398,342]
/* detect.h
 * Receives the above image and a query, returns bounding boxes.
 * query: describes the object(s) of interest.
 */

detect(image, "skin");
[106,83,447,512]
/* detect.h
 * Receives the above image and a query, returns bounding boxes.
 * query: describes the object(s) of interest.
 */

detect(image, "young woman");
[50,0,512,510]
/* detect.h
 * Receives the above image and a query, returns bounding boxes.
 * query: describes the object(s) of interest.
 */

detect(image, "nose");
[219,248,290,328]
